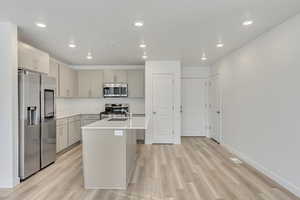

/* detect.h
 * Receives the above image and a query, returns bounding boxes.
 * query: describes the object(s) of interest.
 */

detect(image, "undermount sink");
[108,118,128,121]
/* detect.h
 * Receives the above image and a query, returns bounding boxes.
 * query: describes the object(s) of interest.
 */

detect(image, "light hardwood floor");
[1,137,299,200]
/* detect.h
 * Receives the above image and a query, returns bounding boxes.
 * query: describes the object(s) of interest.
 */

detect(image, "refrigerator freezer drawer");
[41,119,56,168]
[19,124,41,180]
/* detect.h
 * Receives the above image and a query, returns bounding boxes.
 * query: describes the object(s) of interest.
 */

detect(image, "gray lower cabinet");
[56,119,69,153]
[56,115,82,153]
[68,116,81,146]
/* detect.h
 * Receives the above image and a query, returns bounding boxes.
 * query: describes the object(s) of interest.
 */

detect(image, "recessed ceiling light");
[201,53,207,61]
[243,20,253,26]
[86,52,93,60]
[35,22,47,28]
[216,43,224,48]
[69,43,76,48]
[134,21,144,27]
[139,43,147,48]
[142,55,148,59]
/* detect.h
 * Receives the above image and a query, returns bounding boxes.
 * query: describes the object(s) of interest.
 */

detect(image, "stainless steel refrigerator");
[18,69,56,180]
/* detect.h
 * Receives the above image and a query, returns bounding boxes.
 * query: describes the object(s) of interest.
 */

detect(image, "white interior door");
[152,73,174,143]
[210,75,221,142]
[181,78,206,136]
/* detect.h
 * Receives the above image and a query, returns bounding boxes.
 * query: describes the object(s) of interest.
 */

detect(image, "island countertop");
[81,117,148,130]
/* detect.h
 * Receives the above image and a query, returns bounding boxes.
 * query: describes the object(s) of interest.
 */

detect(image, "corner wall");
[0,22,19,188]
[211,14,300,196]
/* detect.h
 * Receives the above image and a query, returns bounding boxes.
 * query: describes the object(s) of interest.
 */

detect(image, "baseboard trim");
[223,143,300,197]
[14,177,20,187]
[57,141,81,157]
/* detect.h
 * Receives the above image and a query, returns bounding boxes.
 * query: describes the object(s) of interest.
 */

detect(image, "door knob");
[153,111,157,114]
[216,111,220,114]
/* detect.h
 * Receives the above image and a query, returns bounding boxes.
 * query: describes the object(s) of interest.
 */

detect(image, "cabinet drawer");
[56,118,68,126]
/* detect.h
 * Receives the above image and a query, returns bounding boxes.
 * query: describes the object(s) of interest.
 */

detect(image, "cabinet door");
[78,70,103,98]
[59,64,69,97]
[18,42,35,71]
[59,64,78,97]
[127,70,145,98]
[103,70,115,82]
[68,120,81,145]
[56,124,68,152]
[78,70,92,97]
[18,42,49,74]
[68,121,76,145]
[34,48,49,74]
[75,120,81,141]
[114,70,127,82]
[49,59,59,96]
[103,70,127,83]
[56,127,61,153]
[70,69,78,97]
[91,70,103,97]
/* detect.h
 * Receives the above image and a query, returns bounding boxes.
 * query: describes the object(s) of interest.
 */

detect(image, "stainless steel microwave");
[103,83,128,98]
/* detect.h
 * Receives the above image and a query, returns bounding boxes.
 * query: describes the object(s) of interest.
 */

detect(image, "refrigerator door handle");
[27,106,37,126]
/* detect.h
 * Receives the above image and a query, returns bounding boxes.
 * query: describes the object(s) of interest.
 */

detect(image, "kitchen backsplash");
[56,98,145,115]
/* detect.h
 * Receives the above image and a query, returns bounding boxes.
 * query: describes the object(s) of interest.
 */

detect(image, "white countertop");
[56,113,102,119]
[81,117,148,130]
[56,113,81,119]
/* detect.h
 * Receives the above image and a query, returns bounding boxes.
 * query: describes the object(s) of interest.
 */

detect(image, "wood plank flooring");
[1,137,299,200]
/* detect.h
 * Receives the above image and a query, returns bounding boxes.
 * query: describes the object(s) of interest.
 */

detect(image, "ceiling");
[1,0,300,66]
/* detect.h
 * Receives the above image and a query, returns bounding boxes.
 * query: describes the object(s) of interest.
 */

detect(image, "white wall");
[181,67,210,136]
[0,22,19,188]
[181,66,210,78]
[145,61,181,144]
[211,14,300,197]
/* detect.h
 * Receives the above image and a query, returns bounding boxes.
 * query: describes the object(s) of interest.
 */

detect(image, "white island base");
[81,117,147,190]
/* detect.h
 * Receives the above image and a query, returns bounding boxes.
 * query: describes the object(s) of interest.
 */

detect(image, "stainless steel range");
[100,104,129,120]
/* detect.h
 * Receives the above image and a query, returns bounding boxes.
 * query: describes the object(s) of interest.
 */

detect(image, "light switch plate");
[114,130,123,136]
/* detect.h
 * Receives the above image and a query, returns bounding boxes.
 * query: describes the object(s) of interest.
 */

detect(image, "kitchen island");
[81,117,148,189]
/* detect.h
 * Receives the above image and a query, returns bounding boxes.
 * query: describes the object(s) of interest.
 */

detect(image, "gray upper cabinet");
[59,63,78,98]
[18,42,49,74]
[52,66,144,99]
[114,70,127,82]
[49,58,60,96]
[127,70,145,98]
[78,70,104,98]
[103,70,127,83]
[103,70,114,82]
